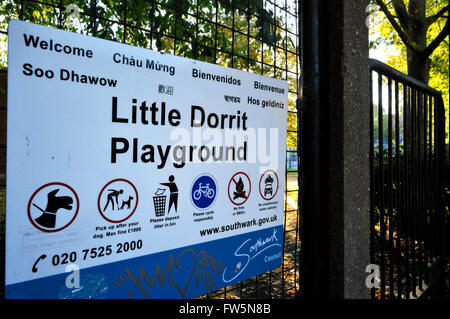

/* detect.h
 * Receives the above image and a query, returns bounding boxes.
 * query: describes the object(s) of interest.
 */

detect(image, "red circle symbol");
[97,178,138,223]
[259,170,279,201]
[27,182,80,233]
[227,172,251,206]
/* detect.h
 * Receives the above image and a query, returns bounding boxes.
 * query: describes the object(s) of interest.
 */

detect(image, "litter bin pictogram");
[153,188,166,217]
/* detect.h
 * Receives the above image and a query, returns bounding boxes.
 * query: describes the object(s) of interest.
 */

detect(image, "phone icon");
[32,254,47,273]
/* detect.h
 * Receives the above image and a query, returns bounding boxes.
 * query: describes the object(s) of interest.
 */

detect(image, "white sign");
[5,20,288,299]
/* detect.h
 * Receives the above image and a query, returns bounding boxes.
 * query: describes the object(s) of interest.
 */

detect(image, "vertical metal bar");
[387,77,394,298]
[246,0,251,71]
[251,0,258,297]
[394,80,402,298]
[428,93,433,292]
[430,95,436,261]
[436,95,446,259]
[421,91,427,292]
[300,0,329,298]
[437,94,445,297]
[404,85,411,299]
[283,154,288,298]
[173,0,177,53]
[297,0,305,299]
[19,0,24,20]
[378,73,386,299]
[92,0,98,37]
[423,93,430,287]
[233,0,244,299]
[433,95,439,260]
[417,91,425,291]
[284,0,289,81]
[123,0,127,43]
[58,0,63,29]
[448,94,450,297]
[448,95,450,297]
[261,8,265,74]
[273,0,286,298]
[194,0,199,59]
[231,1,235,68]
[289,0,299,297]
[149,0,155,50]
[272,0,278,296]
[410,87,417,297]
[273,0,277,77]
[213,0,218,63]
[416,89,421,292]
[369,69,375,299]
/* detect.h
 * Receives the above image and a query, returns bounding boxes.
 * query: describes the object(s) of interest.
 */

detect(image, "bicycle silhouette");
[193,183,215,200]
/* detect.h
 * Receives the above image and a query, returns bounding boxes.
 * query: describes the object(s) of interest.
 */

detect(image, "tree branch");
[426,5,449,26]
[392,0,410,25]
[423,16,449,57]
[375,0,419,53]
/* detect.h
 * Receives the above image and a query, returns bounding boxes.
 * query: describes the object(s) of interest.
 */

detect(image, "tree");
[373,0,449,84]
[0,0,285,67]
[370,0,449,141]
[0,0,300,147]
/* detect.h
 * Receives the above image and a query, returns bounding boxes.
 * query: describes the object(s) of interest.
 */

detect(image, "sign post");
[5,20,288,299]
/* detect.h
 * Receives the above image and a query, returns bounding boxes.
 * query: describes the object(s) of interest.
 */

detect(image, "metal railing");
[369,59,449,299]
[0,0,301,299]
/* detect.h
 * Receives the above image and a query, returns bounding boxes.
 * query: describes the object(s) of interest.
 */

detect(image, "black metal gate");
[369,59,449,299]
[0,0,301,299]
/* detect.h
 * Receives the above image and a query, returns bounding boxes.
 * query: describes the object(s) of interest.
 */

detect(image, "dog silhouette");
[120,196,134,210]
[34,189,73,228]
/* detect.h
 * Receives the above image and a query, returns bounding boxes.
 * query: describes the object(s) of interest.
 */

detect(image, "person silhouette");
[103,189,123,211]
[160,175,178,214]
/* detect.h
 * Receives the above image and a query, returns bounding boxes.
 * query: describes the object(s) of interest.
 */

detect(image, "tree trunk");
[405,6,430,85]
[405,48,428,159]
[407,48,431,84]
[400,0,431,84]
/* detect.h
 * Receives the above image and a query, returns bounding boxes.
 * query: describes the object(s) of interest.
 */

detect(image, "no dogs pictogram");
[228,172,251,206]
[27,182,79,233]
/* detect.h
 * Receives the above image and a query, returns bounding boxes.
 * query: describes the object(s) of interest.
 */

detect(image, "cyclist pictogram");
[193,183,215,201]
[190,174,217,210]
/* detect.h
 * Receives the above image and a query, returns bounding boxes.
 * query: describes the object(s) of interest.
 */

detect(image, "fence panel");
[369,59,449,299]
[0,0,301,299]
